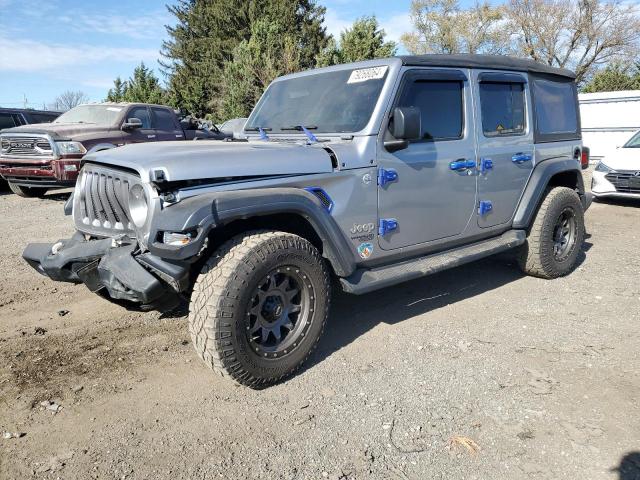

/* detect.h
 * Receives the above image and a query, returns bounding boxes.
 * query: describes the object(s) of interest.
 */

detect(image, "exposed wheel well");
[547,170,580,191]
[201,213,329,270]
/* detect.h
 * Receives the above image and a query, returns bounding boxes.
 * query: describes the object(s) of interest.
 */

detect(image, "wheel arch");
[513,158,585,229]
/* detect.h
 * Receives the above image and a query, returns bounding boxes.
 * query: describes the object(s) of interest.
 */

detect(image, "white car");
[592,131,640,199]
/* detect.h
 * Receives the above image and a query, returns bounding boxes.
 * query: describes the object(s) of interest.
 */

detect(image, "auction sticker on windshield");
[347,66,388,84]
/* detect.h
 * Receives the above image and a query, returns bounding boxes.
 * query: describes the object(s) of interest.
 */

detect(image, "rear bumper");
[23,234,191,309]
[0,158,80,187]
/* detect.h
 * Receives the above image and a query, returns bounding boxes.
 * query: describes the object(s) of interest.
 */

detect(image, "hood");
[602,147,640,171]
[83,140,336,182]
[0,122,112,140]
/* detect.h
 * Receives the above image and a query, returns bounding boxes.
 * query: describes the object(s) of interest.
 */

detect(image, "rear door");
[122,106,157,144]
[473,72,534,228]
[377,68,478,250]
[152,107,185,141]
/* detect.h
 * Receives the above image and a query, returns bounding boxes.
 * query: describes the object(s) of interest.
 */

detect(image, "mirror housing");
[122,118,143,130]
[385,107,421,152]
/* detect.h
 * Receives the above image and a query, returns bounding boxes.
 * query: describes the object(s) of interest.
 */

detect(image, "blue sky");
[0,0,468,108]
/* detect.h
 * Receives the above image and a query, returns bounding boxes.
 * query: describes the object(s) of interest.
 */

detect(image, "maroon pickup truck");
[0,102,225,197]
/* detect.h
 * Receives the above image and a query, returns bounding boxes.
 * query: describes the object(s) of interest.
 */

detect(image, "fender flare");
[147,188,357,277]
[513,158,585,229]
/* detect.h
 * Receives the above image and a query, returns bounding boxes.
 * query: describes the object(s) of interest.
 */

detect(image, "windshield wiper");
[281,125,318,143]
[245,126,271,141]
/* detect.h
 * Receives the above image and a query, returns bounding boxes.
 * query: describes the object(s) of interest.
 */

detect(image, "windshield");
[54,105,123,125]
[245,66,389,134]
[623,131,640,148]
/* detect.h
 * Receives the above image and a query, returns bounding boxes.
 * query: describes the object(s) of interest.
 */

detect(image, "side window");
[128,107,152,129]
[479,82,526,137]
[29,113,58,123]
[152,108,177,131]
[0,113,17,129]
[396,80,464,141]
[533,79,578,135]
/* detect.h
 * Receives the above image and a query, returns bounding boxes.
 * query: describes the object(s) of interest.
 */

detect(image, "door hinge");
[377,168,398,186]
[379,218,398,236]
[478,201,493,216]
[481,158,493,172]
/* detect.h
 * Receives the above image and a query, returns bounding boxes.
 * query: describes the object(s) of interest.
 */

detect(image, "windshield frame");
[53,104,125,126]
[244,59,399,137]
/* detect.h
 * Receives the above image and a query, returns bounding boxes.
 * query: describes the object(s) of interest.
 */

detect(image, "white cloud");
[59,11,170,40]
[323,8,354,39]
[322,8,413,48]
[0,36,159,73]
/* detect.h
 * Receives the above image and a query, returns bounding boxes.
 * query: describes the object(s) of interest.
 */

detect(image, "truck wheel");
[189,231,331,388]
[518,187,584,279]
[8,183,48,198]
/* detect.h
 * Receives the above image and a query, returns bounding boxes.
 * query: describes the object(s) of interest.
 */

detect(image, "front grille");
[0,136,53,157]
[605,171,640,194]
[75,164,138,236]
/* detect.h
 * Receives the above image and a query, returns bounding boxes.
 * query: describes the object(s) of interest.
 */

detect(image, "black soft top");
[399,54,576,79]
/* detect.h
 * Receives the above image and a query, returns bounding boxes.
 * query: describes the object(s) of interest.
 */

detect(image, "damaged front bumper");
[22,234,191,309]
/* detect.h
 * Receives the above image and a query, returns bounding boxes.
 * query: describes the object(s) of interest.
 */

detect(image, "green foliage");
[160,0,328,119]
[317,16,397,67]
[581,64,640,93]
[105,63,166,104]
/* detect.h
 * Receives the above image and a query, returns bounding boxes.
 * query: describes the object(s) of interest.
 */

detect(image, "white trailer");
[579,90,640,160]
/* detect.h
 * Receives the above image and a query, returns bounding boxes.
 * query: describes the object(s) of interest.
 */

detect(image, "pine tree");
[106,77,127,102]
[160,0,328,119]
[581,64,640,93]
[317,16,397,67]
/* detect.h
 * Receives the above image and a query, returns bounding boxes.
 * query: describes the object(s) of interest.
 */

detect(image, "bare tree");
[401,0,510,55]
[51,90,89,111]
[507,0,640,82]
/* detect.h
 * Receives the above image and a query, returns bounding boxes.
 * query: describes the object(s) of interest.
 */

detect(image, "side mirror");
[122,118,143,130]
[385,107,421,152]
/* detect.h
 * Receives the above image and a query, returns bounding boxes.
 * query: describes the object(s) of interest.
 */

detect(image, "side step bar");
[340,230,526,295]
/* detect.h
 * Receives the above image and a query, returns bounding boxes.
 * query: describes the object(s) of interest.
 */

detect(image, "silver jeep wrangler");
[24,55,591,388]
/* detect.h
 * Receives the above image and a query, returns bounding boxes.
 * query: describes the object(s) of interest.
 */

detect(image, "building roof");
[399,54,576,79]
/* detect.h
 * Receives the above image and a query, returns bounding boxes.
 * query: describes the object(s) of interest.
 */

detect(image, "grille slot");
[76,164,138,235]
[1,136,53,156]
[605,171,640,194]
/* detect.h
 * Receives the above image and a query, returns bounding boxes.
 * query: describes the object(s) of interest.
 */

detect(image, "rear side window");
[0,113,17,129]
[128,107,152,129]
[533,79,578,135]
[396,80,464,141]
[152,108,177,131]
[480,82,526,136]
[29,113,59,123]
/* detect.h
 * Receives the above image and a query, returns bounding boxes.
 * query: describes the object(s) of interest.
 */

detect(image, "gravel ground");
[0,175,639,480]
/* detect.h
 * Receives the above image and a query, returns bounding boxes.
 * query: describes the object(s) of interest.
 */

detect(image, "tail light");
[580,147,590,170]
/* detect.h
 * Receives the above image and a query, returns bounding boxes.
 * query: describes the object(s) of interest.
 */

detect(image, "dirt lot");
[0,178,639,480]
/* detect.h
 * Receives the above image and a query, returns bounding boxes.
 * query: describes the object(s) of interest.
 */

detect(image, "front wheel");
[189,231,331,388]
[8,183,48,198]
[518,187,585,279]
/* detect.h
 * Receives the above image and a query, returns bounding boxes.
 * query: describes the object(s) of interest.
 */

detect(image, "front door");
[377,68,478,250]
[122,106,157,144]
[473,72,535,228]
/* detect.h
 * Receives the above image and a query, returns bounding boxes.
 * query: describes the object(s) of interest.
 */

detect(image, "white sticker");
[106,107,123,112]
[347,66,388,84]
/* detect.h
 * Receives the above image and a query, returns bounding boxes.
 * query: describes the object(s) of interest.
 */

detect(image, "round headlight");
[129,184,149,228]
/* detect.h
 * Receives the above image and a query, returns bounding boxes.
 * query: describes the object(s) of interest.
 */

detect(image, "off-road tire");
[189,230,331,388]
[8,183,48,198]
[518,186,585,279]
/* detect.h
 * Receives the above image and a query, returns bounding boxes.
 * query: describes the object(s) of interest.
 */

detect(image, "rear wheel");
[8,183,48,198]
[189,230,331,388]
[518,187,585,279]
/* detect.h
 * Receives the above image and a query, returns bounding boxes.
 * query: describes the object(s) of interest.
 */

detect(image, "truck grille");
[0,135,53,156]
[75,164,138,236]
[605,171,640,194]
